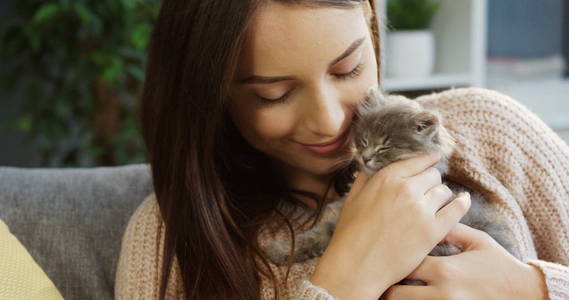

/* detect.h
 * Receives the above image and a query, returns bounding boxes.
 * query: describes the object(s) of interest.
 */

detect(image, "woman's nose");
[303,82,345,138]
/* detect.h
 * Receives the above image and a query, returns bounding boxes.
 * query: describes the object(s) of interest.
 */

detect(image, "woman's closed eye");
[334,62,364,80]
[257,87,295,104]
[257,62,366,104]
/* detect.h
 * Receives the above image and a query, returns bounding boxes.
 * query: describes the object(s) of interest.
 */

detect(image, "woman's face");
[227,2,378,182]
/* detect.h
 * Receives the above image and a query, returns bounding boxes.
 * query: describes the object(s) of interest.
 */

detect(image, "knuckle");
[455,194,471,215]
[399,181,416,197]
[429,167,442,182]
[418,200,432,216]
[477,229,493,242]
[412,202,428,220]
[443,187,454,201]
[430,166,441,176]
[433,184,449,197]
[433,260,456,279]
[441,184,453,196]
[428,184,451,201]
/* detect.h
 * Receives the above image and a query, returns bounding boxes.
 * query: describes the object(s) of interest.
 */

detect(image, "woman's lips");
[299,128,351,155]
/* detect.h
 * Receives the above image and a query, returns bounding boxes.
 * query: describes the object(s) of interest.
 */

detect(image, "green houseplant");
[385,0,442,78]
[0,0,160,167]
[387,0,441,30]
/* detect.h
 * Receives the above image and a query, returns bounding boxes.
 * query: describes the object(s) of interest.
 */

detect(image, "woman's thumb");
[441,223,486,251]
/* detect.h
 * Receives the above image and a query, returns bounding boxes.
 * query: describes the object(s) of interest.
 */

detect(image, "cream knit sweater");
[115,87,569,299]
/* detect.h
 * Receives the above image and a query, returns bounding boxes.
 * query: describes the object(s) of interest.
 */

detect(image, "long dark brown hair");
[139,0,381,298]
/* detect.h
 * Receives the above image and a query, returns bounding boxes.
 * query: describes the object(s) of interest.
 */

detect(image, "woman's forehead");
[236,3,369,77]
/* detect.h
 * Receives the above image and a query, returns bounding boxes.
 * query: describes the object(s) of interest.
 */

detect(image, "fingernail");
[458,192,470,198]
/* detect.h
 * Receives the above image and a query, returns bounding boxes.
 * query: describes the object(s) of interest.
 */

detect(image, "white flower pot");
[386,30,435,78]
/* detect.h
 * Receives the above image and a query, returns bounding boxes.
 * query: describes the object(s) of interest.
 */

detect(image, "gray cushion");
[0,164,153,300]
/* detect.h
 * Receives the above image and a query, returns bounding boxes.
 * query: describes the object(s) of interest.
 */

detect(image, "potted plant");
[386,0,441,78]
[0,0,160,167]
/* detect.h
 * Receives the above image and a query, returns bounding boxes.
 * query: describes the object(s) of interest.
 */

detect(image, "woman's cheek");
[253,107,297,143]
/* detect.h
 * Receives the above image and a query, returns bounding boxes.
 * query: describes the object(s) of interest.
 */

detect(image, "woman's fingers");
[405,167,442,198]
[435,193,471,240]
[441,222,488,250]
[363,153,441,199]
[403,255,437,283]
[423,183,454,214]
[378,152,441,180]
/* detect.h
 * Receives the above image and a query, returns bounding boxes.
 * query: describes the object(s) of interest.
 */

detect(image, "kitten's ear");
[356,87,387,116]
[366,87,388,107]
[414,110,440,137]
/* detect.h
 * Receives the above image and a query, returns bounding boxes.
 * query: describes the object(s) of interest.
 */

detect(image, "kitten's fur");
[263,87,520,285]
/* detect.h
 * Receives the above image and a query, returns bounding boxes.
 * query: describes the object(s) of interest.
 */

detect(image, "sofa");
[0,163,153,300]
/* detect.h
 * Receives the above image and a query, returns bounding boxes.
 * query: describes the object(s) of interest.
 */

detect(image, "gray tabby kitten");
[263,87,520,285]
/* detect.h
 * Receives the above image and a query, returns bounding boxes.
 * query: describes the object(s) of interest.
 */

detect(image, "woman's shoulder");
[115,192,185,299]
[119,192,164,247]
[129,192,162,227]
[412,86,512,103]
[401,87,547,159]
[407,86,530,117]
[118,191,165,262]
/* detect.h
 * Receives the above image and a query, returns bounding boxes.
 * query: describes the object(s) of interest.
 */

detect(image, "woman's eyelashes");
[334,62,364,80]
[257,87,295,104]
[257,62,366,105]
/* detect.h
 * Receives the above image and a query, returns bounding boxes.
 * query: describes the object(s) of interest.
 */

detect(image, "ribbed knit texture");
[115,87,569,299]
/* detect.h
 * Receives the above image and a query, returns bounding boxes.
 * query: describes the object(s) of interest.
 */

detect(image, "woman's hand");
[382,222,548,300]
[310,152,472,300]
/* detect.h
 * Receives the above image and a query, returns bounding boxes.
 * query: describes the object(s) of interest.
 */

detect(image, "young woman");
[115,0,569,299]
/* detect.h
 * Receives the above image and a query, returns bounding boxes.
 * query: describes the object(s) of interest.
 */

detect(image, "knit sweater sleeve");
[115,193,184,299]
[292,279,338,299]
[415,87,569,300]
[256,262,340,299]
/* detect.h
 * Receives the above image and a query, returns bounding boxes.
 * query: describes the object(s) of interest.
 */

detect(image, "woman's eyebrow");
[239,36,366,85]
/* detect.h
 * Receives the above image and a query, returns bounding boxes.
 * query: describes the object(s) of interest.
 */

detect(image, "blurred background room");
[1,0,568,167]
